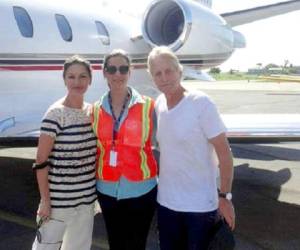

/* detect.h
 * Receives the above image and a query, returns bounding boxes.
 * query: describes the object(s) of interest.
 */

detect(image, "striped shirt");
[40,101,97,209]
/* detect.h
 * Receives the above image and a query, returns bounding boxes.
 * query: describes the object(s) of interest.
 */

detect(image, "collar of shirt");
[100,87,145,115]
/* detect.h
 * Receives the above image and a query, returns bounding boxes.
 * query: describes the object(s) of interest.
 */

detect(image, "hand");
[219,198,235,230]
[37,199,51,222]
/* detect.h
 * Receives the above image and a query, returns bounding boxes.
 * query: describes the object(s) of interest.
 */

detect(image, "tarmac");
[1,80,300,250]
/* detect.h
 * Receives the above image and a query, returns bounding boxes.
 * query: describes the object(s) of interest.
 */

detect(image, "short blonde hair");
[147,46,183,74]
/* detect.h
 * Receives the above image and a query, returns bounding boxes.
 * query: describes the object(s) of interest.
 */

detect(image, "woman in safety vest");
[92,49,158,250]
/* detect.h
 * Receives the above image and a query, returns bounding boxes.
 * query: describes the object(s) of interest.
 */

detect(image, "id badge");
[109,150,117,167]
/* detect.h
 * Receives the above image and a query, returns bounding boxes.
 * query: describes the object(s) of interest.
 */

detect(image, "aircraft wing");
[183,67,216,81]
[221,0,300,27]
[2,114,299,145]
[223,114,300,142]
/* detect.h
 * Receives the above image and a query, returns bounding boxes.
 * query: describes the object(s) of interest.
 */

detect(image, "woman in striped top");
[32,55,97,250]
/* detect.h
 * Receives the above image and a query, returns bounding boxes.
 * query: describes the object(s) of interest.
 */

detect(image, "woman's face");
[104,56,130,91]
[64,63,91,96]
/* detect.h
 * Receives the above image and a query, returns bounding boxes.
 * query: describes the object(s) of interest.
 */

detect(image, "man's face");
[150,56,182,95]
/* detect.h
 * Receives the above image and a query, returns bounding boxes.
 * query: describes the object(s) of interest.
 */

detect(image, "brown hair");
[63,55,92,79]
[103,49,131,70]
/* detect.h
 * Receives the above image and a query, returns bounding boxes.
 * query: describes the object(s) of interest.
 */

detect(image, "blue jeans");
[157,204,218,250]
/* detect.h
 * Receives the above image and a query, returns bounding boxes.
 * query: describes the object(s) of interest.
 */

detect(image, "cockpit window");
[95,21,110,45]
[55,14,72,42]
[13,6,33,38]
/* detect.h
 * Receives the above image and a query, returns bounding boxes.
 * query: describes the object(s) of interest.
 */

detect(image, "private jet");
[1,0,300,143]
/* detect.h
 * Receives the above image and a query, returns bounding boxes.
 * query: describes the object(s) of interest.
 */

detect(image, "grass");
[210,73,259,81]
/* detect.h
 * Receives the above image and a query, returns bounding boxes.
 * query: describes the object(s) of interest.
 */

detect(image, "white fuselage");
[0,0,234,137]
[1,0,300,140]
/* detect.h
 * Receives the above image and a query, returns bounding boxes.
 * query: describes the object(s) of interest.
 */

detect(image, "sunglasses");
[105,65,129,75]
[36,218,64,245]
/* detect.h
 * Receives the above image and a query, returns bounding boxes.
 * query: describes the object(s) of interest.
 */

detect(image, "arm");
[35,134,55,220]
[209,132,235,230]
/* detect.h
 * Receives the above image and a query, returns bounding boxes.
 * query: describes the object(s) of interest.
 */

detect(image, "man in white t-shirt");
[147,46,235,250]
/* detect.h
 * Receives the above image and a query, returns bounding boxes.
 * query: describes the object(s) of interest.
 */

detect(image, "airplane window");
[13,6,33,38]
[55,14,73,42]
[95,21,110,45]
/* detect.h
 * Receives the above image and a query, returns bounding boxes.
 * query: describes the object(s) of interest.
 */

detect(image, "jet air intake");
[142,0,236,68]
[142,0,192,51]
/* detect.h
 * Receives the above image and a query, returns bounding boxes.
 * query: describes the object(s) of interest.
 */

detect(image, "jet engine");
[142,0,242,68]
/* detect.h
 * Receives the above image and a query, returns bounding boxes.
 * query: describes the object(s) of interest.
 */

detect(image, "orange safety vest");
[92,96,158,182]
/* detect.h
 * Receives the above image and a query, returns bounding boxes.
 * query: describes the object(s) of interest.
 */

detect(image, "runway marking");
[0,209,109,249]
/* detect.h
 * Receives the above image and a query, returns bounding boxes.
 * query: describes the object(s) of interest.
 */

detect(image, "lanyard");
[108,91,130,147]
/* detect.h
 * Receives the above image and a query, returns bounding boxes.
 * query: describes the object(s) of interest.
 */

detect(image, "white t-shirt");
[155,90,226,212]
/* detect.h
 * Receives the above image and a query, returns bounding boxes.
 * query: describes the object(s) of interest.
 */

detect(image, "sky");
[213,0,300,72]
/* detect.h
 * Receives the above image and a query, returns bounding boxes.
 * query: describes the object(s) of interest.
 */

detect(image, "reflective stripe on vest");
[93,100,105,179]
[140,96,152,179]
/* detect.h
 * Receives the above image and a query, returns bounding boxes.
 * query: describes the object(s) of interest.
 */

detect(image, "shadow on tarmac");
[0,157,37,218]
[233,164,300,250]
[0,144,300,249]
[231,144,300,249]
[232,144,300,161]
